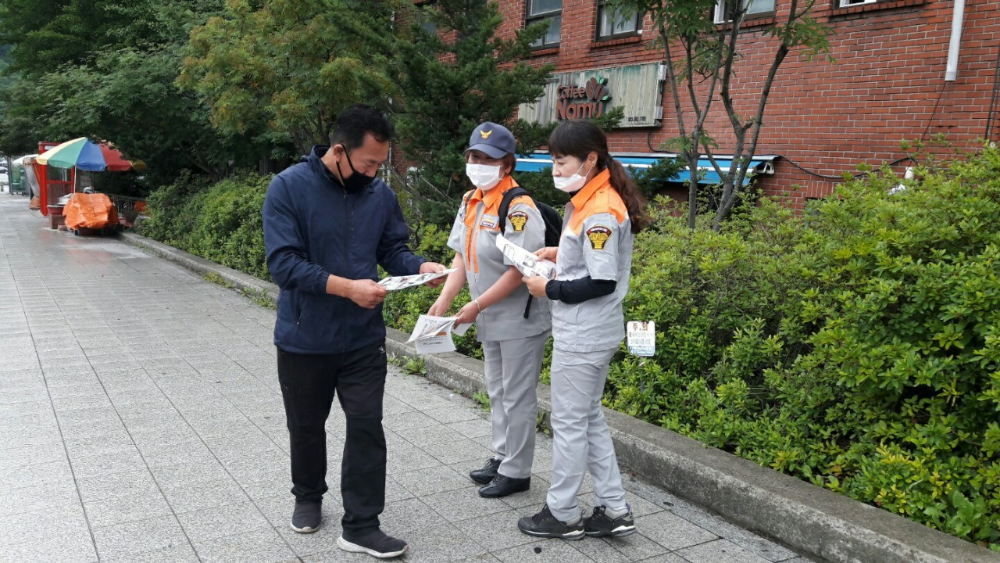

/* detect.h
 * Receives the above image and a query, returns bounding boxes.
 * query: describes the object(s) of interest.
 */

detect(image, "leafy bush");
[608,147,1000,549]
[139,171,271,280]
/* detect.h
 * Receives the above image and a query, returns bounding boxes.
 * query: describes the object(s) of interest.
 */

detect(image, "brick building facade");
[493,0,999,210]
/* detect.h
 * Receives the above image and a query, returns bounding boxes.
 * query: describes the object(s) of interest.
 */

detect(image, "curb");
[121,232,1000,563]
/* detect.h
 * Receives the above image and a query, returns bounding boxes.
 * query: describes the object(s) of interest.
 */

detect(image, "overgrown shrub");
[608,147,1000,549]
[139,171,271,280]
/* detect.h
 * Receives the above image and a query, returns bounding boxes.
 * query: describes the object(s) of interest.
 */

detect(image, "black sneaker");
[290,500,321,533]
[470,457,502,485]
[584,505,636,537]
[338,530,408,559]
[517,504,584,540]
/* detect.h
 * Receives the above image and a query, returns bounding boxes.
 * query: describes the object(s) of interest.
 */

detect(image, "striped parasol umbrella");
[35,137,137,172]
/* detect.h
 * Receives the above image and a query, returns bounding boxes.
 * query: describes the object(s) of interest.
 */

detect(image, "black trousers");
[277,342,388,540]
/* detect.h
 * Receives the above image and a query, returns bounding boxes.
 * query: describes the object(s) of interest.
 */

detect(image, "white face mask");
[466,163,502,191]
[553,162,589,193]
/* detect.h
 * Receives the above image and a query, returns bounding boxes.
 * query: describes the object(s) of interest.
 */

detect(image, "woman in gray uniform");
[428,122,551,498]
[519,120,651,539]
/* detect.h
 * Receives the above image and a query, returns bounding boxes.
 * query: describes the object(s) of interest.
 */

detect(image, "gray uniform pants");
[482,331,548,480]
[546,346,627,523]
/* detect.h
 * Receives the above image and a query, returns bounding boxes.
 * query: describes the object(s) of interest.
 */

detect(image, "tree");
[391,0,555,225]
[180,0,401,156]
[613,0,831,229]
[0,0,264,184]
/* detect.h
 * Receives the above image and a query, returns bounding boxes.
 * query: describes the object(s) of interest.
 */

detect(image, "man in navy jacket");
[263,104,444,559]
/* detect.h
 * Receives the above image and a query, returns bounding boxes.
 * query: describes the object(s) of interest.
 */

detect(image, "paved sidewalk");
[0,197,813,563]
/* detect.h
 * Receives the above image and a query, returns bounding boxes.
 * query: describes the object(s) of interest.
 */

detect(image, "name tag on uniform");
[480,214,499,229]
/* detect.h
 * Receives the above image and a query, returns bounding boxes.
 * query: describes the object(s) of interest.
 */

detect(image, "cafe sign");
[519,62,665,129]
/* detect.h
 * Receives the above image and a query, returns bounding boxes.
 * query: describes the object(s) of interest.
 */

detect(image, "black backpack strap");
[497,187,535,319]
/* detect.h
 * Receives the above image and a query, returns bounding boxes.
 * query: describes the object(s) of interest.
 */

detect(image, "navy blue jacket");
[263,146,425,354]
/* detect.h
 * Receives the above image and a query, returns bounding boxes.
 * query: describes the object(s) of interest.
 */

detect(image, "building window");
[713,0,776,24]
[527,0,562,48]
[597,1,642,40]
[838,0,876,5]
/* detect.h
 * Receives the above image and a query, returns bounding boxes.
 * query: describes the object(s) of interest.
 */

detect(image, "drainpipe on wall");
[945,0,966,81]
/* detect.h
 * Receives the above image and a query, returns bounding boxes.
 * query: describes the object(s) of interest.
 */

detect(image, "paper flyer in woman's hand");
[495,234,556,279]
[378,269,455,291]
[407,315,472,354]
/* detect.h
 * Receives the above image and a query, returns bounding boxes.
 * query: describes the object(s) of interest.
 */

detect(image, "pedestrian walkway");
[0,197,814,563]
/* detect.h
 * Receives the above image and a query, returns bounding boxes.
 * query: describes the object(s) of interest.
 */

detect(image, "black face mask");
[335,147,376,192]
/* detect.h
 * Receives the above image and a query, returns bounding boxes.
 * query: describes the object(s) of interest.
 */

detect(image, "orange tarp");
[64,193,118,230]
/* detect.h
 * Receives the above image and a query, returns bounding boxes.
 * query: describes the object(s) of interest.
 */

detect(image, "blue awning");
[515,152,777,186]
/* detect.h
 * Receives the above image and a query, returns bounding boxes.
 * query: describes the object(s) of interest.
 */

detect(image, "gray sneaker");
[338,530,408,559]
[583,505,636,537]
[290,500,321,533]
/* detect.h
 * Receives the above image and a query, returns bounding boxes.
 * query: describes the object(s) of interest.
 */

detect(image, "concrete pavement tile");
[385,474,414,503]
[191,527,296,563]
[130,424,201,447]
[101,543,200,563]
[676,539,775,563]
[0,500,90,548]
[63,429,135,459]
[579,533,670,562]
[60,418,127,440]
[0,399,52,418]
[446,417,492,439]
[386,445,443,475]
[175,500,271,544]
[379,497,452,534]
[52,405,119,426]
[0,459,74,492]
[92,515,188,560]
[672,506,797,561]
[395,464,474,497]
[0,476,79,516]
[636,511,719,551]
[625,554,689,563]
[70,446,147,478]
[0,529,97,563]
[0,385,50,404]
[138,439,219,470]
[454,509,540,552]
[51,394,116,413]
[161,478,250,514]
[0,442,66,471]
[423,405,482,424]
[151,460,232,491]
[396,423,467,448]
[76,469,161,504]
[382,410,438,432]
[497,473,550,510]
[492,538,595,563]
[276,524,343,557]
[84,492,174,528]
[422,438,495,466]
[422,487,513,524]
[401,523,490,562]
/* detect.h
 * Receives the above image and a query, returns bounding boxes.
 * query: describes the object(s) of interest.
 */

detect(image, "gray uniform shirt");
[447,178,552,342]
[551,169,634,352]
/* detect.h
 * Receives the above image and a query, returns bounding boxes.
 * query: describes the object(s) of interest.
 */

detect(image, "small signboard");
[626,321,656,357]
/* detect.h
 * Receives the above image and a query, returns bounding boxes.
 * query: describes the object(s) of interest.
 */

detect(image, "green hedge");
[609,149,1000,550]
[140,149,1000,549]
[139,171,271,280]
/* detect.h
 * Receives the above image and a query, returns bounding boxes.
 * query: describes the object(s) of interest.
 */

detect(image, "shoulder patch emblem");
[586,225,612,250]
[508,211,528,231]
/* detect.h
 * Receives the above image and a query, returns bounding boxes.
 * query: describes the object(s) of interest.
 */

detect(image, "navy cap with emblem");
[465,122,516,159]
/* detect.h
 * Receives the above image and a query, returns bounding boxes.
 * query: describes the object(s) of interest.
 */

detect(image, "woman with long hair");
[429,122,551,499]
[519,119,649,540]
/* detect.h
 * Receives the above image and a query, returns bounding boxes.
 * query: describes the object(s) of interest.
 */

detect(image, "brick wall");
[497,0,1000,207]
